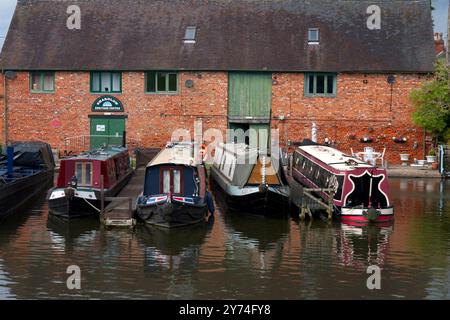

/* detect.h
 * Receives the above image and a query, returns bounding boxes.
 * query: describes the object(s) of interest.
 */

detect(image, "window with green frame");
[30,71,55,93]
[90,72,122,93]
[145,72,178,93]
[304,73,337,97]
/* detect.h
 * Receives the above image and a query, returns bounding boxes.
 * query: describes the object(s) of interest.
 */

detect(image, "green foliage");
[411,60,450,142]
[429,147,436,156]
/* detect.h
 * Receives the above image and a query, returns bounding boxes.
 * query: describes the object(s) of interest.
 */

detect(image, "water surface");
[0,178,449,299]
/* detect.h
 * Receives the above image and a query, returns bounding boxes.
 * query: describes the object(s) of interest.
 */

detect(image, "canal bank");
[387,166,442,179]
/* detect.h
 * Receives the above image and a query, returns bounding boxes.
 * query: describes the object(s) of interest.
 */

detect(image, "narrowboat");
[0,141,55,220]
[136,142,212,228]
[210,143,290,215]
[47,146,133,218]
[290,142,394,223]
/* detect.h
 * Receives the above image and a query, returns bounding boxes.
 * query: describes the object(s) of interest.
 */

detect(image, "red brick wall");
[271,73,428,165]
[0,71,228,153]
[0,71,427,164]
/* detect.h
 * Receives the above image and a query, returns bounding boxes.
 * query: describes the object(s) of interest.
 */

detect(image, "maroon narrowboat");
[291,144,394,223]
[47,147,133,218]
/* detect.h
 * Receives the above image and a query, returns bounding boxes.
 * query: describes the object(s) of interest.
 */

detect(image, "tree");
[411,60,450,144]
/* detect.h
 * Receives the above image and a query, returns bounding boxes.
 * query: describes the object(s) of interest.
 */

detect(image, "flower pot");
[400,154,410,161]
[417,160,426,166]
[426,155,436,163]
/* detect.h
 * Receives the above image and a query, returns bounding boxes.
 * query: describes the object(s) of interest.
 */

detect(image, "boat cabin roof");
[148,143,196,167]
[63,147,127,162]
[298,145,374,171]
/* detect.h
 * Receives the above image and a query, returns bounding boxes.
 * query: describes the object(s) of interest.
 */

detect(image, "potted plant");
[426,147,437,163]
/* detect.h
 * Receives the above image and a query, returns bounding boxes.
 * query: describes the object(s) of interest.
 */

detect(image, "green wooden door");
[90,117,125,149]
[249,124,270,153]
[108,118,125,147]
[228,72,272,119]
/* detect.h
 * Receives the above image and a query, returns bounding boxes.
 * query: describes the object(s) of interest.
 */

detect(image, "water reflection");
[223,212,289,273]
[335,223,393,270]
[46,215,100,253]
[0,178,449,299]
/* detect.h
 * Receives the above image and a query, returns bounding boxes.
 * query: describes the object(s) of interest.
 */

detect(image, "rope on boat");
[82,196,101,213]
[261,155,266,185]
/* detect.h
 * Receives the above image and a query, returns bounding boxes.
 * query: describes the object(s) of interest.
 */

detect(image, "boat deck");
[101,167,146,227]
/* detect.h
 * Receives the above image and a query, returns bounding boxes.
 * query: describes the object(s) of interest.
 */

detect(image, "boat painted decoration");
[291,144,393,223]
[47,146,133,218]
[136,142,212,228]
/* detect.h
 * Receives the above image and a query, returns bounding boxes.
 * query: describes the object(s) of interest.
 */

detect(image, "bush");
[411,60,450,143]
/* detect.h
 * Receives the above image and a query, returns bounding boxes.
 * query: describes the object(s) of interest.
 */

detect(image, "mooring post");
[100,175,105,215]
[300,204,306,221]
[327,190,333,220]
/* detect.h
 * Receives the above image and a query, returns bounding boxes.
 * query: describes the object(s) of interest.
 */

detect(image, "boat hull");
[136,201,208,228]
[211,173,290,216]
[47,169,133,219]
[340,207,394,223]
[47,193,106,219]
[0,170,54,220]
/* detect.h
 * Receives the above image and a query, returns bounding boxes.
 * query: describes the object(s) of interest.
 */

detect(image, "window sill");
[145,92,179,95]
[90,92,122,95]
[30,91,55,94]
[304,94,337,98]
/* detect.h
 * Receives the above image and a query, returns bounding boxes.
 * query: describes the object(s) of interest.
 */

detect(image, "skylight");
[308,28,319,44]
[184,26,197,43]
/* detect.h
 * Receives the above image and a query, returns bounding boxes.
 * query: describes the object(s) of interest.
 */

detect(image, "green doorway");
[89,117,126,149]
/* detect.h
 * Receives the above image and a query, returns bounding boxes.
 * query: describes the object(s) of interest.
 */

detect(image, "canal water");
[0,178,450,299]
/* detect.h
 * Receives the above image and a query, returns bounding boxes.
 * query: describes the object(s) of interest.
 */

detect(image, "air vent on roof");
[308,28,319,45]
[184,26,197,44]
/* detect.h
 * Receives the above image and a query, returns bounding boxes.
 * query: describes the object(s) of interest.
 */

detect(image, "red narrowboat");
[291,144,394,223]
[47,147,133,218]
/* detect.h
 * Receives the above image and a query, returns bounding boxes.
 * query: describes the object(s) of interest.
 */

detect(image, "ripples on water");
[0,178,450,299]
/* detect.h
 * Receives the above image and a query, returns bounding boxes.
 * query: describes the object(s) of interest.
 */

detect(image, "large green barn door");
[228,72,272,150]
[228,72,272,119]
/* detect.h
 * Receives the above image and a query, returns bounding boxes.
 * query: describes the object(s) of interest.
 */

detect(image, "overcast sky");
[0,0,449,50]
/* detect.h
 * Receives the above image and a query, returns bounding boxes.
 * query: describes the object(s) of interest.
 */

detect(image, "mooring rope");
[82,196,101,213]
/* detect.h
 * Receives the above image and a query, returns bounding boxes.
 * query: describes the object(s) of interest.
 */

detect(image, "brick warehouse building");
[0,0,435,164]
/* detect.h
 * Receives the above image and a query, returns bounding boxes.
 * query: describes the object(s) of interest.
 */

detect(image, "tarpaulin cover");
[1,141,55,170]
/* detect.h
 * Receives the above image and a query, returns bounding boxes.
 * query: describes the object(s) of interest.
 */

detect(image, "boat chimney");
[7,146,14,176]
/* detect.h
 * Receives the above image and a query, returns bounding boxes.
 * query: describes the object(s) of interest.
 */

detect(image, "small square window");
[305,73,337,97]
[308,28,319,43]
[145,72,178,94]
[90,72,122,93]
[30,71,55,93]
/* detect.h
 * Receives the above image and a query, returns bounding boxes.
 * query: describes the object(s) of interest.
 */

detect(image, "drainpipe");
[3,71,7,149]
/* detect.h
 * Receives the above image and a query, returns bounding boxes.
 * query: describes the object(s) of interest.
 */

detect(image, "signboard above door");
[92,96,124,112]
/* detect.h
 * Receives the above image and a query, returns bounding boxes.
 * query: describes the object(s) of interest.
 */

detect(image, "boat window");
[173,170,181,194]
[161,167,183,195]
[75,162,93,186]
[76,163,83,182]
[221,154,227,171]
[163,170,171,193]
[85,163,92,185]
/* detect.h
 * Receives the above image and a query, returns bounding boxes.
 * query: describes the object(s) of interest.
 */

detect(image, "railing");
[62,135,142,156]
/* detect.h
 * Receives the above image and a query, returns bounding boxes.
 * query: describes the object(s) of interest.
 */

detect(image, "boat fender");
[258,183,268,194]
[64,187,76,200]
[363,208,381,221]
